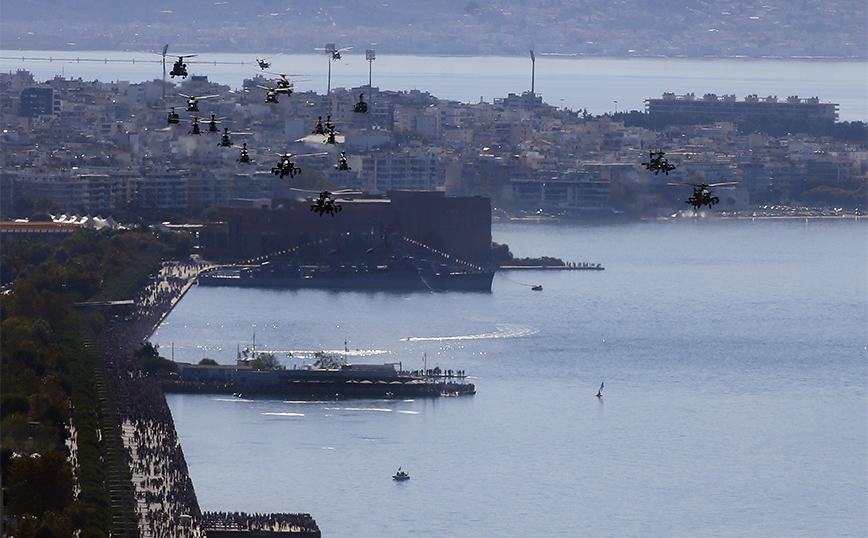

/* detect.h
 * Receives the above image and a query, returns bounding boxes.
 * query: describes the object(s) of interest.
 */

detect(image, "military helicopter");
[311,191,342,217]
[169,54,197,78]
[188,116,202,135]
[180,93,219,113]
[205,113,225,134]
[271,151,328,179]
[668,181,739,210]
[324,122,339,145]
[255,53,282,70]
[312,116,328,135]
[310,115,340,144]
[353,92,368,114]
[642,150,676,175]
[258,85,281,104]
[317,44,353,61]
[265,72,305,94]
[237,142,252,163]
[335,151,351,171]
[167,107,181,125]
[217,127,253,148]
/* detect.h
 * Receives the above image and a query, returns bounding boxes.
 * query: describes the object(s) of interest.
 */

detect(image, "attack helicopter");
[311,115,340,143]
[335,151,351,171]
[311,191,342,217]
[668,181,739,210]
[180,93,219,113]
[324,122,338,145]
[188,116,202,135]
[312,116,329,135]
[271,151,328,179]
[167,107,180,125]
[642,150,676,175]
[217,127,253,148]
[237,143,252,163]
[353,92,368,114]
[205,113,225,134]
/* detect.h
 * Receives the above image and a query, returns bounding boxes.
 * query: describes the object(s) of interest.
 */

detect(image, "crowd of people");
[200,511,320,533]
[89,257,319,536]
[95,259,203,536]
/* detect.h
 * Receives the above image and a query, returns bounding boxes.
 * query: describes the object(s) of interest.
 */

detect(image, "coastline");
[94,258,320,536]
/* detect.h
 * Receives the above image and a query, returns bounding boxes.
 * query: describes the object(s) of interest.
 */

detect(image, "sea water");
[2,52,866,121]
[154,218,868,538]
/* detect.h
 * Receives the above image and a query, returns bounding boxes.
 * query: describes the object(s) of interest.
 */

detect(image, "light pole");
[530,50,535,96]
[366,49,375,91]
[325,43,335,94]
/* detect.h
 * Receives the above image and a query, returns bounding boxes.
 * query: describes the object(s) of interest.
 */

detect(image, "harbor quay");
[498,263,604,270]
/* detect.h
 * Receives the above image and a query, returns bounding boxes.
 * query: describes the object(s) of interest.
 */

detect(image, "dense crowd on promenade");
[90,256,320,536]
[95,258,204,536]
[200,511,319,533]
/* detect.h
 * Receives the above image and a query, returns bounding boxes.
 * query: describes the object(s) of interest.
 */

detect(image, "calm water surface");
[2,52,866,120]
[156,218,867,538]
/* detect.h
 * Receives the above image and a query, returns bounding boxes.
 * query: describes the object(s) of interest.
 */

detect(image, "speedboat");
[531,284,543,291]
[392,467,410,481]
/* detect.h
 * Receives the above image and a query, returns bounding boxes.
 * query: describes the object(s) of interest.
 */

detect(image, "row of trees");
[1,226,169,536]
[615,110,868,144]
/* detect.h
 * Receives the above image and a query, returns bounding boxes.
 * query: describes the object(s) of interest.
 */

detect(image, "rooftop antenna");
[529,50,535,96]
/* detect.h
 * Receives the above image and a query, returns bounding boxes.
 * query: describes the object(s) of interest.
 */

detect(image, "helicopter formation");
[162,46,362,208]
[640,150,739,211]
[161,46,740,218]
[641,151,739,211]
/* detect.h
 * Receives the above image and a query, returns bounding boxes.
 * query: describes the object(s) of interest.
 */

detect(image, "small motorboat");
[531,284,543,291]
[392,467,410,481]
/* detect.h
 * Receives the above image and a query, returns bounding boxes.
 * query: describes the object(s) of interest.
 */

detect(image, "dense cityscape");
[2,68,865,229]
[1,2,866,534]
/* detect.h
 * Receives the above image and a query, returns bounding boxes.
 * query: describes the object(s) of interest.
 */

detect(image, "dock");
[498,264,603,271]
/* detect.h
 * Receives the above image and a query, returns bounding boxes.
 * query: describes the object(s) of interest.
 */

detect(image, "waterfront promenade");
[93,257,319,536]
[95,259,203,536]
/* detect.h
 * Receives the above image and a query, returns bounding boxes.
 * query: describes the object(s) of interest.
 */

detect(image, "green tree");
[251,352,284,370]
[6,450,75,517]
[491,242,513,263]
[313,352,346,369]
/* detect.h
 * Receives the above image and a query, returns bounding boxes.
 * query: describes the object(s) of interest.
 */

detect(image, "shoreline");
[494,212,864,223]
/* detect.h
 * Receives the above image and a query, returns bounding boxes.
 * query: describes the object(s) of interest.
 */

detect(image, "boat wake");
[324,407,393,413]
[287,349,392,359]
[402,324,538,342]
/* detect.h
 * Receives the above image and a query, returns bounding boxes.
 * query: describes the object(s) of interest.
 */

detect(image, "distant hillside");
[2,0,865,58]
